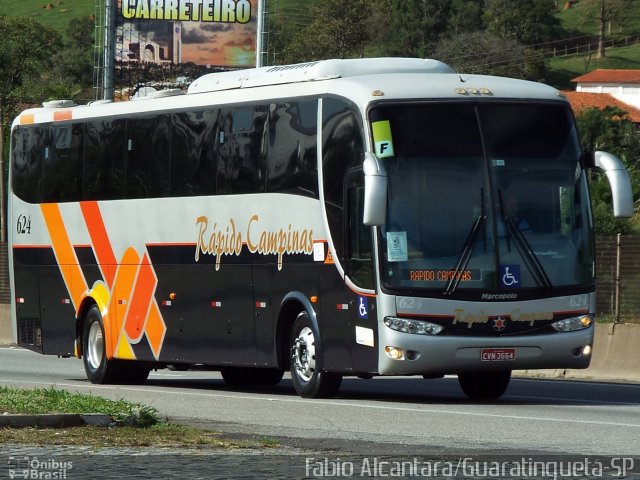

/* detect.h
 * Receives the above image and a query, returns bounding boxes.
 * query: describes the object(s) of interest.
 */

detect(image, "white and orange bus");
[8,58,633,399]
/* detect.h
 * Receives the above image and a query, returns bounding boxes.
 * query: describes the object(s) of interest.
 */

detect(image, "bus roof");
[13,58,567,128]
[187,58,455,93]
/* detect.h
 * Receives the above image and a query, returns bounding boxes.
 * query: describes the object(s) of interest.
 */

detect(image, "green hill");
[0,0,94,34]
[1,0,638,91]
[557,0,640,37]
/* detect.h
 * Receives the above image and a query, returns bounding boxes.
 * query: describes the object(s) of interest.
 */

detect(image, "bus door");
[12,250,42,353]
[151,259,207,364]
[38,263,76,356]
[251,264,275,366]
[345,169,378,374]
[204,263,256,366]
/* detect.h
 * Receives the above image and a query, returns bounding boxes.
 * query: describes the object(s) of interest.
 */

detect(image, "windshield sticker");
[492,159,505,167]
[372,120,395,158]
[500,264,521,288]
[386,231,408,262]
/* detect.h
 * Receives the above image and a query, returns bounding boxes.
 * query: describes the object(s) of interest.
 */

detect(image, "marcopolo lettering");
[121,0,252,23]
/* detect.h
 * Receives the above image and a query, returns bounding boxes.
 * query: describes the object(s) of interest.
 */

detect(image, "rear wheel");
[289,312,342,398]
[82,305,149,384]
[221,367,284,386]
[458,371,511,400]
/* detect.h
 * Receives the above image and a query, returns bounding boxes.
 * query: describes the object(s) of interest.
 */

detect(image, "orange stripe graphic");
[41,204,88,310]
[145,303,166,359]
[124,254,156,342]
[42,203,167,361]
[110,247,139,356]
[81,202,117,287]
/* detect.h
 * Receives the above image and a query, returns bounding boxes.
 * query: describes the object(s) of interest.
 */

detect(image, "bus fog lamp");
[385,346,404,360]
[582,345,592,356]
[384,316,443,335]
[551,315,593,332]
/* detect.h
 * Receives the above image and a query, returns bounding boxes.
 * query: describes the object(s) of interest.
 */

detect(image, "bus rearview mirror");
[593,151,634,218]
[363,152,388,226]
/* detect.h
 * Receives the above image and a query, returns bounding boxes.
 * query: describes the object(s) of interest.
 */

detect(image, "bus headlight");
[551,315,593,332]
[384,317,443,335]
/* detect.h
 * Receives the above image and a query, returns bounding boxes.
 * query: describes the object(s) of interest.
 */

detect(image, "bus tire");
[289,312,342,398]
[221,367,284,386]
[82,305,127,384]
[458,370,511,400]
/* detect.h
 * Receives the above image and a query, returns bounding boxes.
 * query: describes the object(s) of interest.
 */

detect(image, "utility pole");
[104,0,116,100]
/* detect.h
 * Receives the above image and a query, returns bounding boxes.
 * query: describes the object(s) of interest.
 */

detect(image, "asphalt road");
[0,346,639,459]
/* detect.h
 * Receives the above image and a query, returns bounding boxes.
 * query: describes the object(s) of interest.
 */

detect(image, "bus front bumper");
[377,326,593,376]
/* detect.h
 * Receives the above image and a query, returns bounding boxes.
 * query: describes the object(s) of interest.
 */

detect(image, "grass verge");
[0,387,275,449]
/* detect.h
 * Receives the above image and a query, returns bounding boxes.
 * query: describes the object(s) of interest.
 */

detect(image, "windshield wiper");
[498,189,552,289]
[444,214,486,295]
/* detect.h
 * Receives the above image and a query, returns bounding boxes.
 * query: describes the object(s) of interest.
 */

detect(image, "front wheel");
[289,312,342,398]
[458,371,511,400]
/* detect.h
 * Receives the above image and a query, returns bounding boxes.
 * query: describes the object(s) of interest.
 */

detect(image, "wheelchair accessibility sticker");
[358,296,369,319]
[500,265,520,288]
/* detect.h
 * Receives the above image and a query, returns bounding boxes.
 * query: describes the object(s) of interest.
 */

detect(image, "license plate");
[481,348,516,362]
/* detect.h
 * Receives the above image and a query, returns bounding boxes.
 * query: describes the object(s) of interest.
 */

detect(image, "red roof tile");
[563,91,640,123]
[571,69,640,84]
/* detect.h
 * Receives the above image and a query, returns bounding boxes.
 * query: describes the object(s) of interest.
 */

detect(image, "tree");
[0,16,62,241]
[434,31,530,78]
[580,0,634,59]
[383,0,450,57]
[575,106,640,234]
[447,0,482,35]
[49,16,95,100]
[483,0,561,46]
[281,0,369,63]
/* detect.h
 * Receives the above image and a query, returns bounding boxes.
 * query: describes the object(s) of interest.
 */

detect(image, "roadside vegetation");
[0,387,274,449]
[2,0,640,235]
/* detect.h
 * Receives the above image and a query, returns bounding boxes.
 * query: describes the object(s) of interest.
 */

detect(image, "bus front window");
[372,102,594,293]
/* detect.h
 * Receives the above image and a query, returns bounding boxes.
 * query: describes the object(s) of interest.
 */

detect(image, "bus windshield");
[373,102,594,292]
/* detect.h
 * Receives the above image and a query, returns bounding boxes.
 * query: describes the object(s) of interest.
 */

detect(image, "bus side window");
[43,124,83,202]
[126,115,171,199]
[171,110,217,197]
[266,100,318,198]
[84,119,126,200]
[12,126,45,204]
[216,106,267,195]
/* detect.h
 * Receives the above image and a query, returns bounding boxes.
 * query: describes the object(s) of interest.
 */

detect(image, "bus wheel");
[289,312,342,398]
[458,371,511,400]
[82,305,126,384]
[221,367,284,386]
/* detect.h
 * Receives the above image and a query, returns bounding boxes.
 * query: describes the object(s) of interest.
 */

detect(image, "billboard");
[115,0,260,97]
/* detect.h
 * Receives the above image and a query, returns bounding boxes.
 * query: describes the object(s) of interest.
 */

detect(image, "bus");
[8,58,633,399]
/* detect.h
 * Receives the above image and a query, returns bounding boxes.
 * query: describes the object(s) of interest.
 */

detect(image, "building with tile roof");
[564,91,640,123]
[572,69,640,94]
[570,69,640,115]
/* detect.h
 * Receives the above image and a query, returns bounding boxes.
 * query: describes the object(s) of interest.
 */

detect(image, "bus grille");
[17,317,43,352]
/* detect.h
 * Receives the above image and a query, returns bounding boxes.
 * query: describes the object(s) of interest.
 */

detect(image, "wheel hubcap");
[87,321,104,370]
[291,326,315,382]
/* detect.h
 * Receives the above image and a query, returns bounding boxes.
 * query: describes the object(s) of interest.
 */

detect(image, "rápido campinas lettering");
[246,215,314,270]
[122,0,252,23]
[195,215,314,270]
